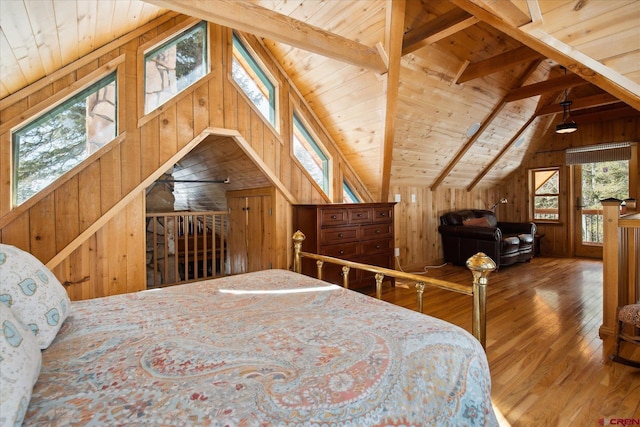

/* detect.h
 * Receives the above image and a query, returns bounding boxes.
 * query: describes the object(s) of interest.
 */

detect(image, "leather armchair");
[438,209,536,269]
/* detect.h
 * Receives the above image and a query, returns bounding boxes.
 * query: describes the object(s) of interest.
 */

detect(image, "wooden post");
[293,230,305,274]
[342,266,350,289]
[466,252,496,350]
[600,198,622,339]
[415,282,425,313]
[375,273,384,299]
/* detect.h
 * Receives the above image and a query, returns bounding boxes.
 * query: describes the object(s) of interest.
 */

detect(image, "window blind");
[565,142,632,165]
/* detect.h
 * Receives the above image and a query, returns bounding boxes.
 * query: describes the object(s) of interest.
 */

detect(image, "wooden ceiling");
[2,0,639,205]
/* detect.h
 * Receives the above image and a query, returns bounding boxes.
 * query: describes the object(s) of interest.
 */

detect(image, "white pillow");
[0,303,42,427]
[0,244,71,349]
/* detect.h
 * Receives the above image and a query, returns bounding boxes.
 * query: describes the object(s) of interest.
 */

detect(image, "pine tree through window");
[12,73,117,206]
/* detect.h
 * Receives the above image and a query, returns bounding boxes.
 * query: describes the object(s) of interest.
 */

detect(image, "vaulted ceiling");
[2,0,639,202]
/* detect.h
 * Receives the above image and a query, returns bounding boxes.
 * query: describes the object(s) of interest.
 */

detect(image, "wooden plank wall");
[497,116,640,257]
[389,185,503,272]
[0,15,370,299]
[391,116,639,270]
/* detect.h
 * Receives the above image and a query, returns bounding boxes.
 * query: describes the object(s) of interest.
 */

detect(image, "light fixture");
[489,198,508,211]
[555,67,577,134]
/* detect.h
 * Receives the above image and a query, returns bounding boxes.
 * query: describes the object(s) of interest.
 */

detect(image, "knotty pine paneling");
[55,176,80,252]
[390,185,504,272]
[78,162,102,232]
[495,116,640,257]
[1,14,371,299]
[98,194,141,297]
[193,83,210,136]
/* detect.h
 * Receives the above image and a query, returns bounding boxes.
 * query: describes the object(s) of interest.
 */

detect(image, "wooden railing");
[146,211,229,288]
[292,230,495,349]
[600,199,640,339]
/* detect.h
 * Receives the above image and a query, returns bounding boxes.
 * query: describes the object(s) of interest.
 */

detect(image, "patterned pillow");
[463,217,492,227]
[0,244,71,349]
[0,303,42,427]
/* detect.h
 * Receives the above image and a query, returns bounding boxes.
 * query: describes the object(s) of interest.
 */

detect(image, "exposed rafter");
[431,59,542,190]
[466,114,538,191]
[402,8,478,56]
[449,0,640,111]
[570,105,640,122]
[143,0,388,74]
[380,0,406,201]
[456,46,542,84]
[503,73,588,102]
[535,93,621,116]
[462,0,532,26]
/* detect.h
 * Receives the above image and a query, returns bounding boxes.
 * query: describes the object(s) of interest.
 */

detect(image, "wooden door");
[227,193,275,274]
[228,196,248,274]
[573,161,630,258]
[246,195,269,271]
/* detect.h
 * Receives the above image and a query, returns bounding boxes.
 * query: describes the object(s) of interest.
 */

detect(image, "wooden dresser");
[293,203,396,289]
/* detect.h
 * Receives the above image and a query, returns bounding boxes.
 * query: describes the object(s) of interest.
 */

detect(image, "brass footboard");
[293,230,495,349]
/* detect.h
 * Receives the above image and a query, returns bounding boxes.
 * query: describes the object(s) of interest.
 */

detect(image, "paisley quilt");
[25,269,497,426]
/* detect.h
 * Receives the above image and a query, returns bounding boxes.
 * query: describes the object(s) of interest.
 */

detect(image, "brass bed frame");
[293,230,495,349]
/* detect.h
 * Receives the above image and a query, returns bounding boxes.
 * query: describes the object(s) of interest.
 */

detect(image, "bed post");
[293,230,305,274]
[466,252,496,350]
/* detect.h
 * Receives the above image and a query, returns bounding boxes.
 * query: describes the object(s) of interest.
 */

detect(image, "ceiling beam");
[503,73,588,102]
[143,0,388,74]
[466,113,538,191]
[402,8,478,56]
[456,46,542,83]
[380,0,406,201]
[465,0,531,27]
[449,0,640,111]
[535,93,621,116]
[430,59,541,190]
[570,105,640,122]
[429,102,506,190]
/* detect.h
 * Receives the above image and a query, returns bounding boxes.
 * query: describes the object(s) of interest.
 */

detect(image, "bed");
[1,245,497,426]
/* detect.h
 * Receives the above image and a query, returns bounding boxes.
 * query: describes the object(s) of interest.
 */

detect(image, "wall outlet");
[394,247,400,257]
[394,193,401,202]
[411,194,416,203]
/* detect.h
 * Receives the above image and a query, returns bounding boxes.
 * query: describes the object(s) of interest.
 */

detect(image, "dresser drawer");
[348,207,373,224]
[321,242,359,258]
[362,238,393,254]
[320,226,359,244]
[320,208,348,226]
[373,206,393,223]
[360,223,392,240]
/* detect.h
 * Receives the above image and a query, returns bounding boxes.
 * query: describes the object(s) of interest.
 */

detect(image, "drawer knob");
[331,215,337,219]
[338,233,344,238]
[376,229,381,233]
[357,213,362,217]
[380,212,386,217]
[376,245,381,249]
[339,250,344,254]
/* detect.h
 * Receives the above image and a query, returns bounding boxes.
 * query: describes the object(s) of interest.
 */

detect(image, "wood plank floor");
[361,256,640,426]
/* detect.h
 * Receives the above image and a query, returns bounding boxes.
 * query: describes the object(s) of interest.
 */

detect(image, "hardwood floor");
[362,256,640,426]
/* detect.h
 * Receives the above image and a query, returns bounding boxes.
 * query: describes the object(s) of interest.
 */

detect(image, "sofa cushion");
[501,236,520,253]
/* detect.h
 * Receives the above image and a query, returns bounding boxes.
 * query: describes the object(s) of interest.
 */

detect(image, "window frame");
[142,20,209,118]
[231,32,279,131]
[530,167,561,223]
[11,71,119,207]
[292,112,331,197]
[342,180,361,203]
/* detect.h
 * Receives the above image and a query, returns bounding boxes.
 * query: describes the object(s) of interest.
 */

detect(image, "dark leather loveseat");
[438,209,536,269]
